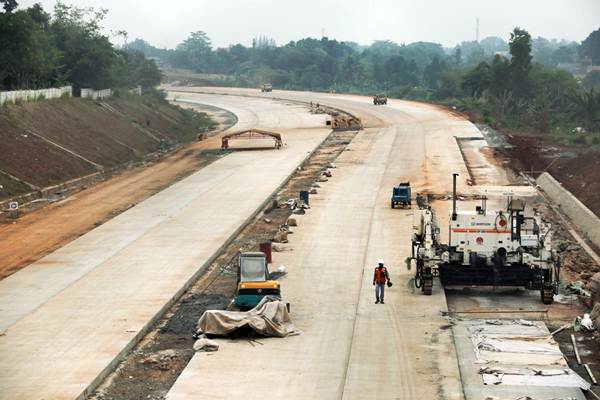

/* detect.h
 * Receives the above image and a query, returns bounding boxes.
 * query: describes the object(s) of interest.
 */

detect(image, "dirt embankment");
[0,99,234,280]
[0,94,215,201]
[506,134,600,218]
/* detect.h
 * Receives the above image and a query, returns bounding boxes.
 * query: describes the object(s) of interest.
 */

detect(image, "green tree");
[50,2,117,90]
[569,88,600,132]
[0,5,59,89]
[489,55,511,97]
[581,28,600,65]
[177,31,213,72]
[509,27,532,98]
[423,56,447,90]
[583,71,600,90]
[462,61,491,97]
[1,0,17,13]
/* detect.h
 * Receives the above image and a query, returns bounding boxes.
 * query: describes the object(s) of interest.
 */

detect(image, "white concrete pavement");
[165,87,585,400]
[0,96,329,399]
[166,88,478,400]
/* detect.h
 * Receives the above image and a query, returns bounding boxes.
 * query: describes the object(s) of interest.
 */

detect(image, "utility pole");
[321,27,325,38]
[476,17,480,42]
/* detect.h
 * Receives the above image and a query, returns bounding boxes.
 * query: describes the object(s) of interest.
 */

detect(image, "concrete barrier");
[81,88,112,100]
[0,86,72,105]
[537,172,600,249]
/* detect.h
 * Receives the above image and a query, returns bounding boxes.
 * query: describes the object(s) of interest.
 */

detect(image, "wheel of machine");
[541,287,554,304]
[422,278,433,295]
[391,200,394,209]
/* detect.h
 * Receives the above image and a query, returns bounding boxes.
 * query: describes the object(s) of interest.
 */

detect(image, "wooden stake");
[584,364,598,385]
[571,334,581,365]
[550,323,570,336]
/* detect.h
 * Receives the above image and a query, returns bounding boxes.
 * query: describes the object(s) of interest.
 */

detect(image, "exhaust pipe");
[452,173,459,221]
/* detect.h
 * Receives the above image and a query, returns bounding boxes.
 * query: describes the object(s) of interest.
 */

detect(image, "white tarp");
[195,296,299,338]
[469,321,567,366]
[467,320,590,389]
[480,367,591,390]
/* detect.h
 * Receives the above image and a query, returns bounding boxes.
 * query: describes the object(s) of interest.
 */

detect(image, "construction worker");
[373,259,390,304]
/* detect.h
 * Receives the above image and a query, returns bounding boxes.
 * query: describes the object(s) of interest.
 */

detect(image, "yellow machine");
[234,252,281,309]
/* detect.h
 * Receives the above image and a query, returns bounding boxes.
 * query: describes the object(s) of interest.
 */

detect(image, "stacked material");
[468,320,590,390]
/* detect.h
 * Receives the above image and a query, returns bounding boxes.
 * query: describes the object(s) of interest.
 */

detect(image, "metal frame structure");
[221,129,283,150]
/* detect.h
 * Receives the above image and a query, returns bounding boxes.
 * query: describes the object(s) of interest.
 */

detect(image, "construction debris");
[585,364,598,385]
[273,231,288,243]
[192,336,219,352]
[272,243,292,252]
[571,334,582,365]
[566,281,592,297]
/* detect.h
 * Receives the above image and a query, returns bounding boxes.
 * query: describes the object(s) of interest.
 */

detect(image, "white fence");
[81,88,112,100]
[130,86,142,95]
[0,86,72,105]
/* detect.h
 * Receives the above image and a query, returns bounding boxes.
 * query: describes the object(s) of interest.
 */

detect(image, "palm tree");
[569,88,600,132]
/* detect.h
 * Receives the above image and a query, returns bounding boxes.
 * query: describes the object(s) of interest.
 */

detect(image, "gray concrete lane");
[166,89,470,400]
[0,95,330,399]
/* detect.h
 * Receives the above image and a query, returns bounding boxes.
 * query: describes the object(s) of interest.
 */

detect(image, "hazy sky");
[19,0,600,49]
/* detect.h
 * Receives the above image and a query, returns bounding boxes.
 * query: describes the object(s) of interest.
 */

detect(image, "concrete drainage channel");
[89,127,359,400]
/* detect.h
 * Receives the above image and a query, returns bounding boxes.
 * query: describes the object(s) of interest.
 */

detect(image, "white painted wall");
[0,86,72,105]
[80,88,112,100]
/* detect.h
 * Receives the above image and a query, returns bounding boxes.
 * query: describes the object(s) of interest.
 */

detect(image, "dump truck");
[391,182,411,208]
[407,173,559,303]
[261,83,273,92]
[373,95,387,105]
[234,252,281,309]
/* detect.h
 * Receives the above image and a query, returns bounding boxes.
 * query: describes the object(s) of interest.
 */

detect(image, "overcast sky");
[19,0,600,49]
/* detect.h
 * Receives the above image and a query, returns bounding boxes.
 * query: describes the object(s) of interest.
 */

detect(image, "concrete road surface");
[166,88,475,400]
[166,87,584,400]
[0,97,329,399]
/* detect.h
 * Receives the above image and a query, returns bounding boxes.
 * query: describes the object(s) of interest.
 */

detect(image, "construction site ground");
[90,126,358,400]
[0,108,233,279]
[0,96,330,400]
[0,87,598,400]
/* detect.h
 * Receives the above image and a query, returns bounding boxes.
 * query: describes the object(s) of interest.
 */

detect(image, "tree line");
[130,27,600,136]
[0,0,162,92]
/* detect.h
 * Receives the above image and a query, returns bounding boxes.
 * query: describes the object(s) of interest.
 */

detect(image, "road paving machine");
[234,251,281,309]
[407,173,559,304]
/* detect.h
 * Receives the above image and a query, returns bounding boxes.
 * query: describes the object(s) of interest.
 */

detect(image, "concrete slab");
[166,91,473,400]
[0,96,329,399]
[453,320,586,400]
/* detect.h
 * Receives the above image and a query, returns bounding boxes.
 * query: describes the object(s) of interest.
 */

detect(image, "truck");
[373,95,387,105]
[261,83,273,92]
[391,182,411,208]
[407,173,559,303]
[234,252,281,309]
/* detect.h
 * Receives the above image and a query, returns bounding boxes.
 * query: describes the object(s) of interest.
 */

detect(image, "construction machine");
[234,252,281,309]
[407,174,559,303]
[261,83,273,92]
[373,95,387,105]
[391,182,412,208]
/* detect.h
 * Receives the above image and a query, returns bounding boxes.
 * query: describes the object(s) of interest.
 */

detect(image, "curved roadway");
[166,87,478,400]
